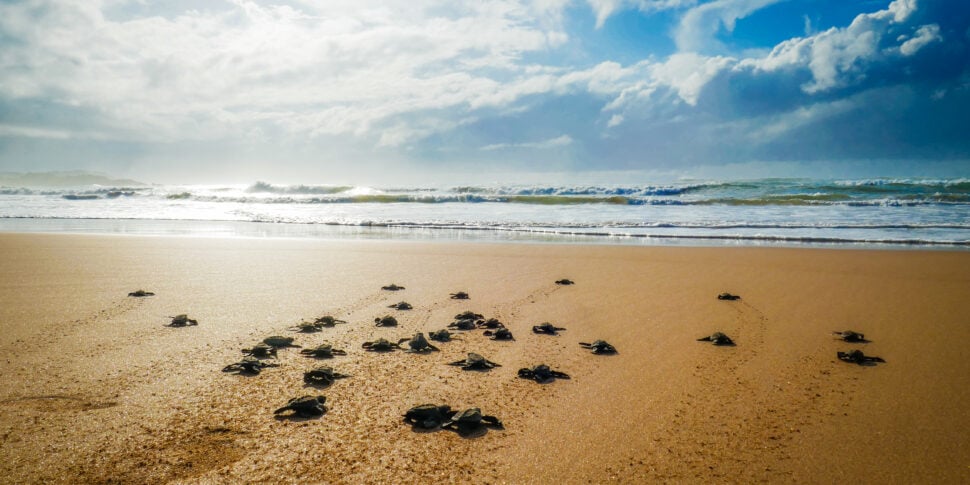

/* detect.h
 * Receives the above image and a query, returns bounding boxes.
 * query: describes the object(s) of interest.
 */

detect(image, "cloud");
[480,134,573,151]
[586,0,700,28]
[899,24,942,55]
[674,0,780,53]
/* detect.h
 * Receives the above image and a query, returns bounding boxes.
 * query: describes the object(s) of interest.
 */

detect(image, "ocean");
[1,178,968,248]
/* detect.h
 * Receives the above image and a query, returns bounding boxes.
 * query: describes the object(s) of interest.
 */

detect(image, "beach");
[0,233,968,483]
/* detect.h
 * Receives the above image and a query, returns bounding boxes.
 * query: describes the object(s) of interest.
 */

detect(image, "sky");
[0,0,968,184]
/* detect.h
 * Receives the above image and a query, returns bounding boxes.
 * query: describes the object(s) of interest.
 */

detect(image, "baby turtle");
[242,343,278,358]
[388,301,413,310]
[374,315,399,327]
[477,318,505,329]
[313,315,348,327]
[697,332,735,346]
[717,293,741,301]
[274,395,327,418]
[403,404,455,429]
[450,291,470,300]
[837,350,886,365]
[448,319,479,331]
[300,343,348,358]
[579,340,617,354]
[167,314,198,327]
[447,352,501,370]
[555,279,575,285]
[517,364,570,383]
[290,321,324,333]
[532,322,565,335]
[362,338,402,352]
[833,330,869,343]
[263,336,300,348]
[128,290,155,297]
[222,357,279,375]
[399,332,439,353]
[428,329,461,342]
[382,284,405,291]
[442,408,503,434]
[483,328,514,341]
[454,311,484,321]
[303,365,351,386]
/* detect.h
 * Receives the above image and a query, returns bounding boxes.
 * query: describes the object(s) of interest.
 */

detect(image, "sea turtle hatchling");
[717,293,741,301]
[274,395,327,418]
[579,340,617,354]
[448,319,479,331]
[532,322,565,335]
[313,315,348,327]
[242,343,278,358]
[697,332,735,346]
[128,290,155,297]
[833,330,869,343]
[388,301,413,310]
[450,292,470,300]
[447,352,501,370]
[837,350,886,365]
[382,284,405,291]
[454,311,484,322]
[428,329,461,342]
[362,338,402,352]
[222,357,280,375]
[442,408,503,434]
[403,404,455,429]
[555,279,575,285]
[398,333,439,353]
[483,328,514,341]
[167,314,198,327]
[517,364,570,383]
[290,321,324,333]
[303,365,351,386]
[477,318,505,329]
[374,315,399,327]
[263,336,300,348]
[300,343,348,358]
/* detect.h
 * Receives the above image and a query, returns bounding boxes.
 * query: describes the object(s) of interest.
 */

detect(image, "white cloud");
[480,134,573,151]
[674,0,780,53]
[607,114,625,127]
[900,24,942,56]
[586,0,700,28]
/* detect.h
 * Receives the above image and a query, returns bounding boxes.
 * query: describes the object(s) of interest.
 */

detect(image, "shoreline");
[1,233,968,483]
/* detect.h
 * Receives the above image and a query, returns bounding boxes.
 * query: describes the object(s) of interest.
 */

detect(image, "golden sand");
[0,233,968,483]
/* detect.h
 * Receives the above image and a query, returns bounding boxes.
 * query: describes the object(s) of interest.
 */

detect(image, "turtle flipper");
[273,405,293,414]
[482,415,504,428]
[697,336,712,342]
[550,371,571,379]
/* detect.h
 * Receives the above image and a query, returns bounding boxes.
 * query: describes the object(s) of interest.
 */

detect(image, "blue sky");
[0,0,967,183]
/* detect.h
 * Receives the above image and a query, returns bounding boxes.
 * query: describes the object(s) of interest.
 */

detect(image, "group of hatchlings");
[128,283,884,431]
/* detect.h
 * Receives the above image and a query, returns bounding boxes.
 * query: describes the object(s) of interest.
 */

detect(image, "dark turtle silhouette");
[483,328,514,341]
[717,293,741,301]
[382,284,405,291]
[442,408,503,435]
[447,352,501,370]
[290,321,324,333]
[833,330,869,343]
[517,364,570,383]
[448,319,479,331]
[128,290,154,297]
[450,292,470,300]
[242,342,277,358]
[403,404,455,429]
[300,343,348,358]
[222,357,279,375]
[428,329,461,342]
[362,338,402,352]
[477,318,505,329]
[167,314,198,327]
[388,301,413,310]
[454,311,484,321]
[303,365,351,387]
[374,315,399,327]
[274,395,327,418]
[579,340,617,354]
[313,315,348,327]
[263,336,300,348]
[837,350,886,366]
[532,322,565,335]
[398,332,439,353]
[555,279,575,285]
[697,332,735,346]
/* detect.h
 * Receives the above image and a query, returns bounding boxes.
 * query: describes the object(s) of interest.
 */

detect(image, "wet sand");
[0,233,968,483]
